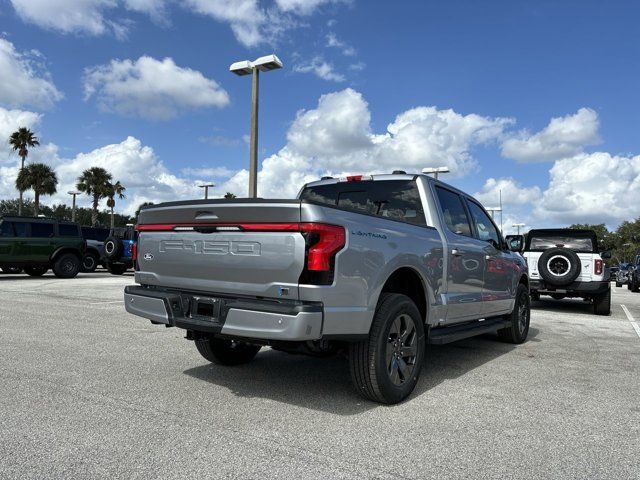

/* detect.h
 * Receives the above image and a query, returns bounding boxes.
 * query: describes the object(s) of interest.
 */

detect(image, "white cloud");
[83,56,230,120]
[294,57,345,82]
[326,32,356,56]
[123,0,168,23]
[275,0,349,15]
[535,152,640,226]
[50,137,200,215]
[0,39,63,109]
[474,177,541,207]
[501,107,600,163]
[216,88,512,198]
[9,0,127,38]
[180,166,235,178]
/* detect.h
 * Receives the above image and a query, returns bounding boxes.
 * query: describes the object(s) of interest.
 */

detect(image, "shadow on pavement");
[183,327,540,415]
[0,272,134,281]
[532,297,596,316]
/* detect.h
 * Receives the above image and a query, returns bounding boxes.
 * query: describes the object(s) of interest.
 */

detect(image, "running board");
[429,318,511,345]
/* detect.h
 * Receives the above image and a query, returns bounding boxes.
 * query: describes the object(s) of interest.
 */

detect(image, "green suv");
[0,216,85,278]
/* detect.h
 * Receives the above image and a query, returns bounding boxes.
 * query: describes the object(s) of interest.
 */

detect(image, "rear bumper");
[530,279,609,295]
[124,285,324,341]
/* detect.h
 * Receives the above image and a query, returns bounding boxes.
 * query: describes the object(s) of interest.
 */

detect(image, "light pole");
[485,207,502,220]
[198,183,215,200]
[230,54,283,198]
[422,166,450,180]
[68,191,80,222]
[512,223,526,235]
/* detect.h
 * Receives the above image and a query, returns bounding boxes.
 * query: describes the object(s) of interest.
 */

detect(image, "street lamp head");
[512,223,526,227]
[198,183,215,188]
[252,54,283,72]
[229,60,253,76]
[422,166,450,175]
[229,55,283,76]
[68,191,80,195]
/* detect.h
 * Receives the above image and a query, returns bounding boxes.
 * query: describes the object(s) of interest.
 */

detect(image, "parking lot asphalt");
[0,273,639,479]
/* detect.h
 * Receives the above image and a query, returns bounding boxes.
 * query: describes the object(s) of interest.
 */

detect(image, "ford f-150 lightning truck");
[125,173,530,404]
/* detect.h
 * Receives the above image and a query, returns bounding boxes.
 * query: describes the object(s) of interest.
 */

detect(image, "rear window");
[82,227,109,241]
[0,221,13,237]
[30,222,54,238]
[300,180,426,226]
[527,234,596,253]
[59,224,80,237]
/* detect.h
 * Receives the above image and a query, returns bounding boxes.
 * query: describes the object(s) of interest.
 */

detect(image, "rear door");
[465,199,513,315]
[433,186,486,323]
[0,221,16,262]
[28,222,56,263]
[135,200,306,299]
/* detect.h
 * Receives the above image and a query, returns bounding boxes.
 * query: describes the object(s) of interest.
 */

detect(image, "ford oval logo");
[143,253,154,261]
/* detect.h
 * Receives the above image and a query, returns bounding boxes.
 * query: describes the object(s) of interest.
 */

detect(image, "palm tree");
[135,201,154,220]
[105,180,126,228]
[224,192,237,199]
[9,127,40,215]
[15,163,57,216]
[76,167,112,227]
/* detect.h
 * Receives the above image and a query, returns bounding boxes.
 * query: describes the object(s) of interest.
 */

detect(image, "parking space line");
[620,304,640,339]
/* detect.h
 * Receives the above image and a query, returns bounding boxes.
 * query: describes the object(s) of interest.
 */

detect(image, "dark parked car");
[103,226,136,275]
[626,255,640,292]
[81,227,110,272]
[0,216,84,278]
[616,263,632,287]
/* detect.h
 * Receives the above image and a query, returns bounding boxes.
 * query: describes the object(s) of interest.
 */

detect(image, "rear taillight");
[299,223,345,285]
[594,259,603,275]
[132,242,137,262]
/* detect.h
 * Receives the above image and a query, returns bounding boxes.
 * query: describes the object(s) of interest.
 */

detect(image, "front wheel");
[616,282,622,288]
[24,266,48,277]
[1,267,22,274]
[594,288,611,316]
[52,253,80,279]
[106,263,128,275]
[195,337,261,366]
[498,284,530,344]
[349,293,425,404]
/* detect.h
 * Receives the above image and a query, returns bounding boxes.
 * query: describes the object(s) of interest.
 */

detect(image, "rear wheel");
[24,266,48,277]
[195,337,261,366]
[594,288,611,316]
[551,293,565,300]
[498,284,530,344]
[81,253,99,273]
[349,293,425,404]
[616,281,622,288]
[106,263,128,275]
[530,291,540,302]
[52,253,80,279]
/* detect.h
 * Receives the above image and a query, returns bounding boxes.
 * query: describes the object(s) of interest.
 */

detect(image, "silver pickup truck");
[125,173,530,404]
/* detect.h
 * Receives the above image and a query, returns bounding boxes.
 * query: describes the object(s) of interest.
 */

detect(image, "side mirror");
[600,250,612,259]
[505,234,524,252]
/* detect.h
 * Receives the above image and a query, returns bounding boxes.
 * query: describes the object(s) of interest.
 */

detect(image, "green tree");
[224,192,237,199]
[15,163,58,216]
[76,167,112,227]
[105,180,126,228]
[9,127,40,216]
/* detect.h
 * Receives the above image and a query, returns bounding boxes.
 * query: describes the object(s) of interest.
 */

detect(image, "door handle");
[451,249,463,256]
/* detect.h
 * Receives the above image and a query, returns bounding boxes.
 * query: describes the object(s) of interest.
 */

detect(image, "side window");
[13,222,28,238]
[435,187,472,236]
[0,221,13,237]
[59,224,79,237]
[466,200,501,248]
[377,182,426,226]
[30,222,54,238]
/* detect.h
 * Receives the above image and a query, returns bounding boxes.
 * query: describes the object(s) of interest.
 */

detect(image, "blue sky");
[0,0,638,232]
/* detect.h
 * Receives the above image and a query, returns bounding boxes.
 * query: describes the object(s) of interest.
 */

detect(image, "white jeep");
[507,229,611,315]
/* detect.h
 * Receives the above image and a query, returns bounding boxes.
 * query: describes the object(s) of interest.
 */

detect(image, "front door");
[433,186,486,323]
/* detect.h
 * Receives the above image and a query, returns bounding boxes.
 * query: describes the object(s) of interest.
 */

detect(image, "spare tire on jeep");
[538,247,581,286]
[104,236,122,260]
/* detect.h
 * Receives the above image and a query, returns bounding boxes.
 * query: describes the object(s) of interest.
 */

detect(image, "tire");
[81,253,99,273]
[594,288,611,316]
[538,248,581,286]
[530,291,540,301]
[349,293,426,404]
[551,293,565,300]
[103,236,122,260]
[52,253,80,279]
[498,284,531,344]
[195,337,261,366]
[24,266,48,277]
[616,282,622,288]
[106,263,128,275]
[1,267,22,274]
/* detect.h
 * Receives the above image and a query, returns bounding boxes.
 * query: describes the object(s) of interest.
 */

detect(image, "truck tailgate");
[135,200,305,299]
